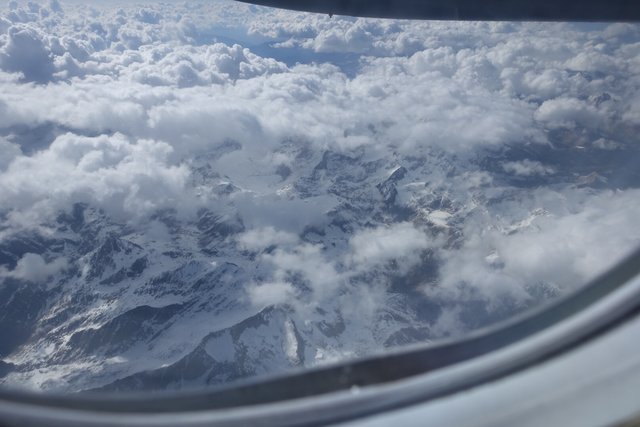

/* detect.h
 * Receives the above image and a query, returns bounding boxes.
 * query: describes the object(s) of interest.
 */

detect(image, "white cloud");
[431,188,640,315]
[502,160,555,176]
[0,137,21,171]
[591,138,621,150]
[535,97,604,130]
[0,24,54,82]
[0,253,67,283]
[348,222,433,271]
[0,17,11,33]
[0,133,191,225]
[124,43,288,87]
[237,227,299,251]
[247,280,296,306]
[260,243,343,302]
[134,8,161,25]
[565,50,621,73]
[48,0,63,14]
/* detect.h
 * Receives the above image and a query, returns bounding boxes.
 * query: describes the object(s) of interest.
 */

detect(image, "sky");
[0,0,640,346]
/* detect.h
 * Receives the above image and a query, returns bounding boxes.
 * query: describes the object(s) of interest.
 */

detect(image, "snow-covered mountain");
[2,132,638,392]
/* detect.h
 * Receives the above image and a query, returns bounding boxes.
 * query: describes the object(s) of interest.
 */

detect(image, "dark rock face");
[0,234,55,270]
[95,307,303,392]
[0,281,49,358]
[0,361,15,378]
[197,209,245,254]
[377,166,407,205]
[384,326,431,347]
[87,235,143,282]
[61,304,183,362]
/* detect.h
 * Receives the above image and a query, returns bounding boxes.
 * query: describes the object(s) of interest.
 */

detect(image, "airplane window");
[0,0,639,398]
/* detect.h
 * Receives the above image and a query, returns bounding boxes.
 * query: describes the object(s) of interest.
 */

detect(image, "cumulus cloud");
[247,280,296,306]
[0,24,54,82]
[134,8,161,25]
[348,222,433,271]
[429,189,640,318]
[48,0,62,14]
[535,97,604,130]
[0,253,67,283]
[124,43,288,87]
[0,137,21,171]
[592,138,622,150]
[237,227,299,251]
[244,222,437,319]
[502,160,555,176]
[259,243,343,303]
[0,133,191,225]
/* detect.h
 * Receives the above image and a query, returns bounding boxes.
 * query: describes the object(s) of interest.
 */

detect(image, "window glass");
[0,0,638,394]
